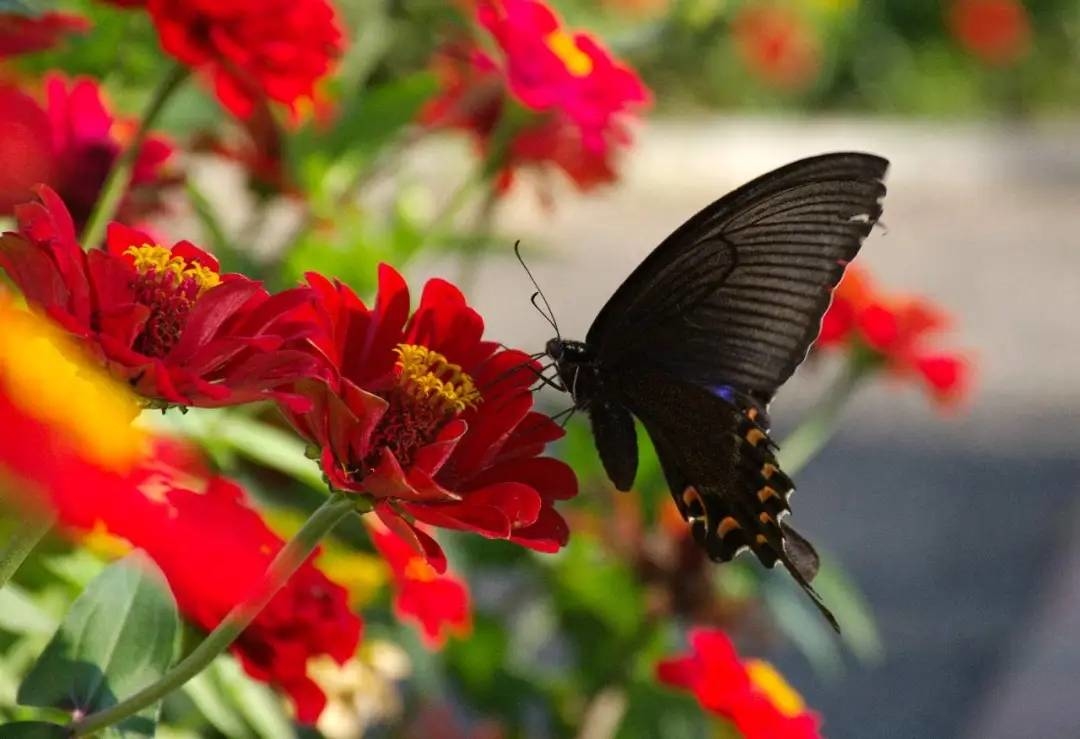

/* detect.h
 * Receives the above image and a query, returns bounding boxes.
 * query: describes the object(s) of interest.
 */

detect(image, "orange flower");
[818,267,971,407]
[732,5,821,91]
[949,0,1031,66]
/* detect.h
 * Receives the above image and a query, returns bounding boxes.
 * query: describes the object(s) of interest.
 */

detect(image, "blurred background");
[3,0,1080,737]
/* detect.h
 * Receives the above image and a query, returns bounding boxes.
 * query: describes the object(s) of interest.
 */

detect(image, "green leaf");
[0,584,57,636]
[17,553,180,738]
[0,721,68,739]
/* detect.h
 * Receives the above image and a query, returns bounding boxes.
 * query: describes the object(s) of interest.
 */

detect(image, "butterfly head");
[545,339,599,407]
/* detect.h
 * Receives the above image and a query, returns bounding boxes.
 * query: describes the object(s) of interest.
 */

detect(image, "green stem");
[779,358,875,476]
[0,516,53,590]
[69,493,356,737]
[80,63,189,249]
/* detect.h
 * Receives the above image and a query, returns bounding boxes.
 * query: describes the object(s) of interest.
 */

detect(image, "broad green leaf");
[0,721,68,739]
[17,553,179,738]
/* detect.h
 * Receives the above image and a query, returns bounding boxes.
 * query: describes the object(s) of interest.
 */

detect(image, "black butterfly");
[539,152,889,631]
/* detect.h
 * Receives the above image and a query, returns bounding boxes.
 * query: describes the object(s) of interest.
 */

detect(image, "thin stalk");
[80,63,189,249]
[0,516,53,590]
[779,358,875,477]
[69,493,356,737]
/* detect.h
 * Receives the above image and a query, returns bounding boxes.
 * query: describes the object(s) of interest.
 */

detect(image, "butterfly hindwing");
[609,368,839,629]
[587,152,888,401]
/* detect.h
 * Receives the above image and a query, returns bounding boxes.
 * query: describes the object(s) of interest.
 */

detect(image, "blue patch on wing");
[710,385,737,403]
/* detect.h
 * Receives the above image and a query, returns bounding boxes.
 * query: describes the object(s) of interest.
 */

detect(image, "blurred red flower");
[0,74,175,228]
[280,264,577,571]
[421,0,649,193]
[0,187,326,409]
[732,5,821,91]
[817,267,971,407]
[0,296,145,518]
[105,0,343,119]
[369,522,472,647]
[657,628,822,739]
[949,0,1031,66]
[0,11,88,58]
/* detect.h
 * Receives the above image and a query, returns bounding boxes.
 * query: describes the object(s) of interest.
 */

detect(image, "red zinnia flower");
[0,187,326,409]
[105,0,344,120]
[421,0,649,193]
[657,628,822,739]
[817,267,971,407]
[732,6,822,91]
[0,74,175,228]
[0,11,89,58]
[281,264,577,569]
[369,522,471,647]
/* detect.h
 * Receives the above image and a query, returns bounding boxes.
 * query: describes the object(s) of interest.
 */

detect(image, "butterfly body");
[542,152,890,631]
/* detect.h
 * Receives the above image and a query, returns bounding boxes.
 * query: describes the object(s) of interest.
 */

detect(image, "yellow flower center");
[0,303,144,470]
[745,659,806,717]
[122,244,222,357]
[545,30,594,77]
[124,244,221,296]
[394,344,480,415]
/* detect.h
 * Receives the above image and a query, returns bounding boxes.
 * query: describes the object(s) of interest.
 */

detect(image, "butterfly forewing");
[586,152,888,400]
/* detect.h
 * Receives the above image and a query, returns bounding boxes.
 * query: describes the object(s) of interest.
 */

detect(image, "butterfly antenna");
[514,240,560,339]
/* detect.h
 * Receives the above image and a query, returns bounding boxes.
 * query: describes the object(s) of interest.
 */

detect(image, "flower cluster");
[0,188,326,409]
[105,0,344,119]
[421,0,650,193]
[657,628,822,739]
[817,267,970,407]
[0,74,175,228]
[280,265,578,568]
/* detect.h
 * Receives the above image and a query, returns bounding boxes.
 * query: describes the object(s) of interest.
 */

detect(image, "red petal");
[373,502,448,573]
[169,279,262,360]
[508,507,569,552]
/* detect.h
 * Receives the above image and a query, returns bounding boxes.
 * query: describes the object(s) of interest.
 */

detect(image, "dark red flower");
[369,522,471,647]
[0,74,175,228]
[0,11,88,58]
[732,6,821,91]
[657,628,822,739]
[280,264,578,569]
[949,0,1031,66]
[421,0,649,193]
[817,267,972,407]
[0,187,326,409]
[106,0,344,119]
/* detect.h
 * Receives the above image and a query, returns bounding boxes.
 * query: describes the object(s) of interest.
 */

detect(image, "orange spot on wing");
[719,516,740,537]
[745,428,767,446]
